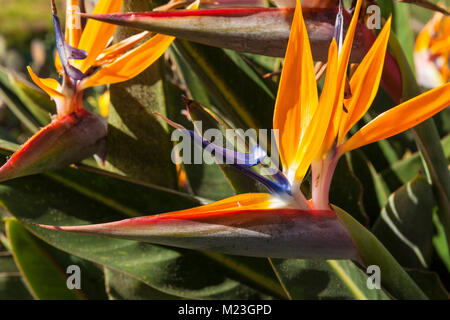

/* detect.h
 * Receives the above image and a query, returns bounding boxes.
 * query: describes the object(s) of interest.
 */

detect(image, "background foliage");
[0,0,448,300]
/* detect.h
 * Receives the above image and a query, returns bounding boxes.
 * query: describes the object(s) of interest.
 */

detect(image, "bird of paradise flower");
[0,0,198,182]
[40,0,450,260]
[414,11,449,88]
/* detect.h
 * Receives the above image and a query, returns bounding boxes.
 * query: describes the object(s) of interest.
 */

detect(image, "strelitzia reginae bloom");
[40,0,450,260]
[414,11,450,88]
[0,0,198,182]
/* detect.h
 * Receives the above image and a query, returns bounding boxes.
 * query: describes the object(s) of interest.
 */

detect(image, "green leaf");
[15,78,56,114]
[372,176,435,268]
[0,174,280,299]
[45,166,201,217]
[0,78,39,133]
[5,218,83,300]
[29,239,108,300]
[433,212,450,273]
[347,150,389,223]
[392,1,415,69]
[333,206,428,299]
[0,67,51,126]
[376,0,394,19]
[407,270,449,300]
[107,62,178,187]
[106,2,177,188]
[104,267,179,300]
[270,259,390,300]
[183,143,236,200]
[173,40,275,130]
[381,135,450,191]
[0,138,19,155]
[169,45,213,108]
[329,155,369,225]
[0,253,33,299]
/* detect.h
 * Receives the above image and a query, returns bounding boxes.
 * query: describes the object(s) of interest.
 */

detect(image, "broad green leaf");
[240,52,281,82]
[372,176,434,268]
[0,138,19,155]
[0,79,39,133]
[201,252,286,299]
[407,270,449,300]
[31,240,108,300]
[381,135,450,191]
[169,45,213,108]
[104,267,179,300]
[173,40,275,130]
[376,0,394,19]
[0,174,281,299]
[329,155,369,225]
[270,259,390,300]
[183,143,236,200]
[46,166,201,217]
[224,49,277,99]
[392,1,415,68]
[347,150,389,223]
[0,67,51,126]
[106,0,177,188]
[333,206,428,299]
[107,63,178,187]
[433,212,450,273]
[0,252,33,299]
[399,0,449,16]
[15,78,56,114]
[3,226,108,300]
[5,218,83,300]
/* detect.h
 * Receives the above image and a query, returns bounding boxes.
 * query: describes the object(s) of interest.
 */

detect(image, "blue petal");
[66,44,88,60]
[334,0,344,53]
[52,6,85,81]
[186,129,266,167]
[185,129,291,195]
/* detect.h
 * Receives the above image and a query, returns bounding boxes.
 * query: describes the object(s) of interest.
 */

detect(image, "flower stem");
[311,151,340,210]
[291,181,312,210]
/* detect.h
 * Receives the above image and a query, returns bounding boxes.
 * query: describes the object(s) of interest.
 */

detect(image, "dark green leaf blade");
[0,175,278,299]
[5,218,83,300]
[373,176,435,268]
[270,259,390,300]
[333,205,428,299]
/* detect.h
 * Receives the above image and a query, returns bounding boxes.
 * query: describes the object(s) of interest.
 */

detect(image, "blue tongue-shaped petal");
[155,112,291,195]
[66,43,88,60]
[333,0,344,53]
[52,0,86,81]
[187,130,267,167]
